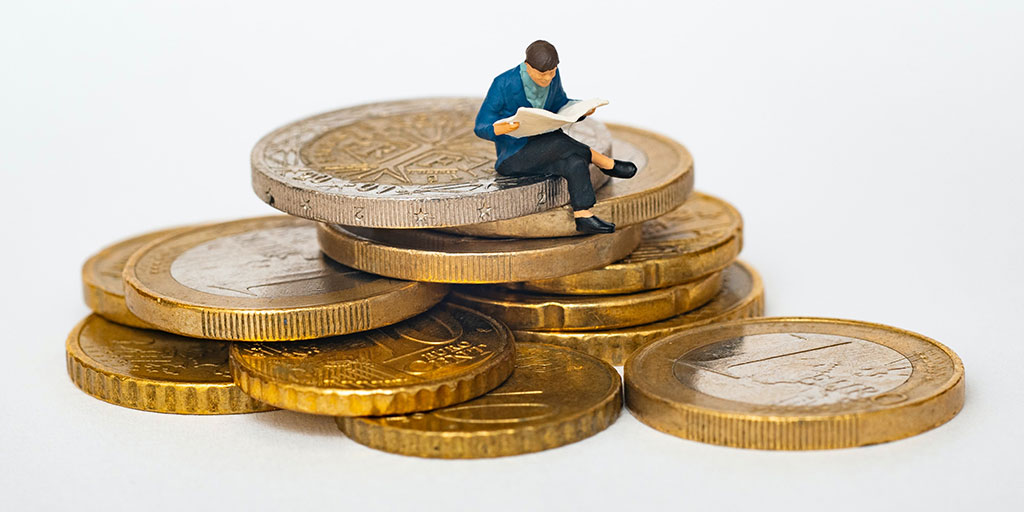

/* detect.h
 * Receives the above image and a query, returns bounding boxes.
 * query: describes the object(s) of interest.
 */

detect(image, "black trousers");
[496,130,596,211]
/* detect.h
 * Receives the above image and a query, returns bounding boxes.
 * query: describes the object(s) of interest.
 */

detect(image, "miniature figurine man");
[474,40,637,234]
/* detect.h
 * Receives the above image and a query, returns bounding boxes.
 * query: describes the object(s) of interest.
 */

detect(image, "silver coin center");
[672,333,912,406]
[169,226,363,298]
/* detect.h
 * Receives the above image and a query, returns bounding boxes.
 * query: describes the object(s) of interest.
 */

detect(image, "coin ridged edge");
[122,218,451,341]
[317,223,643,284]
[447,124,695,238]
[338,382,622,458]
[81,279,154,329]
[511,193,744,295]
[623,317,966,450]
[511,261,765,365]
[455,270,724,331]
[250,98,611,228]
[229,330,517,417]
[65,317,274,415]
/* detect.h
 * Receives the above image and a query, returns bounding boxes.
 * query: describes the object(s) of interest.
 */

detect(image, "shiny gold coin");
[66,315,273,415]
[624,317,965,450]
[338,343,621,458]
[444,123,694,238]
[123,216,448,341]
[513,261,764,365]
[507,192,742,295]
[449,271,722,331]
[317,223,642,284]
[229,303,515,416]
[82,226,190,328]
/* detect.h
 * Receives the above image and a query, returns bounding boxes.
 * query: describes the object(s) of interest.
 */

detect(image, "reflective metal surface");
[66,315,273,414]
[317,221,642,284]
[338,343,621,458]
[251,98,611,228]
[82,225,190,328]
[229,303,516,416]
[123,216,448,341]
[506,192,743,294]
[450,270,722,331]
[625,317,965,450]
[513,261,764,364]
[444,124,693,238]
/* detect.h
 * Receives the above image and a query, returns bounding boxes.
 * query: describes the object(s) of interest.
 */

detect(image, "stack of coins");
[67,97,963,456]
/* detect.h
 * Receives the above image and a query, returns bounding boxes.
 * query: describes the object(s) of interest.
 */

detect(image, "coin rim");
[623,316,966,450]
[228,303,517,417]
[506,192,743,294]
[512,260,765,365]
[122,216,449,341]
[250,98,612,228]
[449,270,723,331]
[443,123,695,238]
[317,222,643,284]
[335,343,622,458]
[65,315,275,415]
[82,225,192,329]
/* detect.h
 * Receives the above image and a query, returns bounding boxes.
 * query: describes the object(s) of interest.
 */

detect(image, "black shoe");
[575,215,616,234]
[592,216,615,230]
[601,160,637,179]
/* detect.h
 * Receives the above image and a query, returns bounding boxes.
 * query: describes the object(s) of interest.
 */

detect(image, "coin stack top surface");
[251,98,612,228]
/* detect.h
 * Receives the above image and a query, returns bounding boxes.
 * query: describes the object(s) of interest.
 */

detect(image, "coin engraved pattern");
[673,333,912,407]
[170,225,376,299]
[230,304,516,416]
[251,98,612,227]
[338,344,622,458]
[624,318,965,450]
[124,217,449,341]
[66,316,272,415]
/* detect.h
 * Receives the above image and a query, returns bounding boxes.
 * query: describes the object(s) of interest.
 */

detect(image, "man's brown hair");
[525,40,559,72]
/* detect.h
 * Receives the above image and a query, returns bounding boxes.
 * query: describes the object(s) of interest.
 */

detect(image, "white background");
[2,1,1022,510]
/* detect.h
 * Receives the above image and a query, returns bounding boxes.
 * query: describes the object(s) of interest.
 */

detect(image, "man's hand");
[584,107,597,117]
[493,121,520,136]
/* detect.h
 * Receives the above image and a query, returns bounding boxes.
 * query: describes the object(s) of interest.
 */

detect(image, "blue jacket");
[474,65,570,168]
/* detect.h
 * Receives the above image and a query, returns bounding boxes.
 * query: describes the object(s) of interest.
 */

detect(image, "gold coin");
[338,343,621,458]
[82,226,189,328]
[449,271,722,331]
[229,303,516,416]
[251,98,611,228]
[624,317,965,450]
[443,123,694,238]
[506,192,742,295]
[512,261,764,365]
[123,216,448,341]
[317,223,642,284]
[66,315,273,414]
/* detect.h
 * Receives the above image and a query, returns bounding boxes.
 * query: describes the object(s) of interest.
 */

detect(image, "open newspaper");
[495,98,609,138]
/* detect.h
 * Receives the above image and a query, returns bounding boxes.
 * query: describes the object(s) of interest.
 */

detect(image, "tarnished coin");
[338,343,621,458]
[513,261,764,365]
[251,98,612,228]
[624,317,965,450]
[317,223,642,284]
[449,271,722,331]
[229,303,515,416]
[444,123,694,238]
[506,192,742,295]
[123,216,448,341]
[66,315,273,414]
[82,226,190,328]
